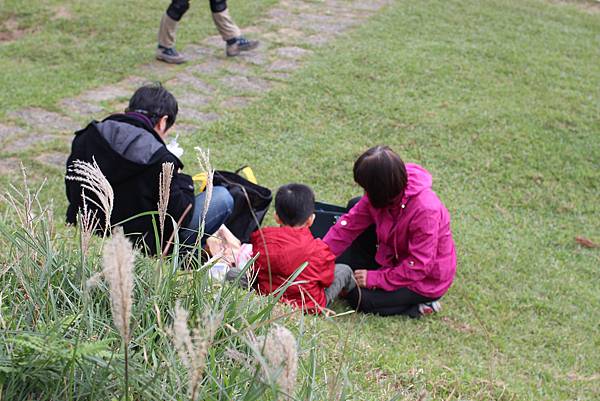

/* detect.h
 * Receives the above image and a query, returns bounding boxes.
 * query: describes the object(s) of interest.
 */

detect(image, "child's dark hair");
[127,83,178,130]
[275,183,315,227]
[353,145,408,209]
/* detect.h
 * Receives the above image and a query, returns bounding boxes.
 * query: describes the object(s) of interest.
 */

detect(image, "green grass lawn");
[1,0,599,399]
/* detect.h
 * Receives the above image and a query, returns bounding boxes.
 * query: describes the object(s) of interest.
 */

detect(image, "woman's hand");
[354,269,368,288]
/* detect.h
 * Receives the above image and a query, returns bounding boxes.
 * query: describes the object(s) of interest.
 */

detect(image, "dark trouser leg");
[335,196,379,270]
[166,0,190,21]
[209,0,227,13]
[346,286,437,317]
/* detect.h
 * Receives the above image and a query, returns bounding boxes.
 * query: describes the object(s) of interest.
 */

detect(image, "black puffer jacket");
[65,113,195,255]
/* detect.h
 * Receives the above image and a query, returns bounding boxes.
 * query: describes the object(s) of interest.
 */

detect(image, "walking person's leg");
[180,186,234,246]
[157,0,190,64]
[324,264,356,307]
[209,0,259,56]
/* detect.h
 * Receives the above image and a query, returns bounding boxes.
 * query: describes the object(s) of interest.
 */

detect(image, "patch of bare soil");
[52,6,73,20]
[0,17,31,42]
[549,0,600,14]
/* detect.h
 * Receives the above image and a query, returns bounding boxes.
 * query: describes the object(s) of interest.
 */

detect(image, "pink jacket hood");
[323,163,456,298]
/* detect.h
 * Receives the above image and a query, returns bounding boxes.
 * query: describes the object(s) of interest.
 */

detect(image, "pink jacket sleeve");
[366,209,439,291]
[323,196,374,257]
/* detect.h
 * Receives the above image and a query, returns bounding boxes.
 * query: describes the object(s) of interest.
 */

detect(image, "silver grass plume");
[66,157,114,236]
[79,189,99,257]
[255,325,298,400]
[194,147,214,243]
[170,302,222,400]
[102,227,134,342]
[158,162,174,246]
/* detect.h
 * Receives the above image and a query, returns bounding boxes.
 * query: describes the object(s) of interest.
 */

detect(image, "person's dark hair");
[127,83,178,130]
[353,145,408,209]
[275,183,315,227]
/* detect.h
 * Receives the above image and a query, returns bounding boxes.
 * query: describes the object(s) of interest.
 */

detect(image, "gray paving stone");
[276,28,304,40]
[80,85,130,103]
[276,46,312,59]
[10,108,80,133]
[189,60,226,75]
[119,76,149,90]
[169,73,216,93]
[267,9,294,21]
[176,92,210,109]
[0,158,20,175]
[223,62,252,75]
[60,98,104,116]
[268,59,299,72]
[237,51,268,66]
[36,152,68,168]
[266,72,291,81]
[0,123,25,141]
[220,76,271,93]
[347,0,392,11]
[181,44,211,62]
[5,134,60,153]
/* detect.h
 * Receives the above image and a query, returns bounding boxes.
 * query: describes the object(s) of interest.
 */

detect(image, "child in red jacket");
[250,184,355,313]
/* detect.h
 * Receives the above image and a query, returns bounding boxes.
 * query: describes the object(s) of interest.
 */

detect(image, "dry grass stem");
[102,227,134,341]
[194,147,215,243]
[254,325,298,400]
[158,162,174,246]
[79,190,99,257]
[170,302,222,400]
[0,164,46,234]
[66,157,114,235]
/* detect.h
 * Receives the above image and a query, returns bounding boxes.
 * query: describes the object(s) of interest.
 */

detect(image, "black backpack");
[213,169,272,243]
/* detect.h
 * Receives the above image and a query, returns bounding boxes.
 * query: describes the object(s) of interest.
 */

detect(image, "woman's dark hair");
[275,183,315,227]
[127,83,178,130]
[353,145,408,209]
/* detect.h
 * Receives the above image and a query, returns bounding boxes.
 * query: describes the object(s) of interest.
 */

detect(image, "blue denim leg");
[180,186,234,245]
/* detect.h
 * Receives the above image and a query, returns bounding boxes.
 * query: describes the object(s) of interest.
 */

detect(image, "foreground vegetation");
[1,0,599,399]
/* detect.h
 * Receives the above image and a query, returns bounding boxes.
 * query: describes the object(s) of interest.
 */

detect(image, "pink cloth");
[323,163,456,298]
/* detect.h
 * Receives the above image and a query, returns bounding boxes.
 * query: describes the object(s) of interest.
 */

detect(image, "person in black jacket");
[65,83,233,255]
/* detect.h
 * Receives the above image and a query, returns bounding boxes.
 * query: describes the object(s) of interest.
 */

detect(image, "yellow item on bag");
[239,166,257,184]
[192,172,208,193]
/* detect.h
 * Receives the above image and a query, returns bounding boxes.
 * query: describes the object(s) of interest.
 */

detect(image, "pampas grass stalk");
[102,227,135,400]
[79,190,99,258]
[194,147,214,246]
[0,164,46,234]
[170,302,222,400]
[256,325,298,400]
[158,162,174,252]
[66,157,114,236]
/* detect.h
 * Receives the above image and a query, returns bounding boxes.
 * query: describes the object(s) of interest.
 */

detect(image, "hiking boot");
[418,301,442,316]
[226,37,259,57]
[156,46,187,64]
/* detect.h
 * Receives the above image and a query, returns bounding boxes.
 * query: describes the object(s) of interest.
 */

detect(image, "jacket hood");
[404,163,432,199]
[95,114,165,165]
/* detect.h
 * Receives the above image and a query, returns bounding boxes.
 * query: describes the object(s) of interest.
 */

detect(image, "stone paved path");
[0,0,392,176]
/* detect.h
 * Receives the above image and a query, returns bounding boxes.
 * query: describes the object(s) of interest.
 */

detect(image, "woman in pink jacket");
[323,146,456,317]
